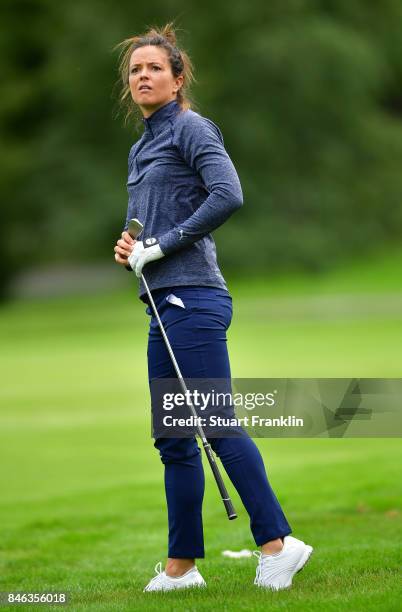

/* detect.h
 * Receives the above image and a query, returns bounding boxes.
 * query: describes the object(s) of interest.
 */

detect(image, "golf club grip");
[203,442,237,520]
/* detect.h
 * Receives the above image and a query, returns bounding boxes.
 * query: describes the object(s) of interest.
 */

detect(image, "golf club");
[128,218,237,520]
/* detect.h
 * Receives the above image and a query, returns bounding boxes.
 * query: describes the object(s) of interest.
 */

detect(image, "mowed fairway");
[0,276,401,611]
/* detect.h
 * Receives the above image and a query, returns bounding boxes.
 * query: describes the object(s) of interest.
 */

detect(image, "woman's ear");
[175,75,184,92]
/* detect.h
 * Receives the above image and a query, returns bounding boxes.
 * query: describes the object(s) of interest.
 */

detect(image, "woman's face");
[129,45,184,117]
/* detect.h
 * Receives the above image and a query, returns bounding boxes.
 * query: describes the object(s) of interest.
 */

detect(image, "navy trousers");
[146,286,292,558]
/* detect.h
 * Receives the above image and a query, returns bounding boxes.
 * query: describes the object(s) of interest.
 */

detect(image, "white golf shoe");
[143,561,207,592]
[254,535,313,590]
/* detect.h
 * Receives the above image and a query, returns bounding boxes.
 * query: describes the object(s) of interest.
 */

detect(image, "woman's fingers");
[114,252,129,265]
[117,238,134,251]
[115,239,134,255]
[115,245,131,257]
[122,231,135,245]
[114,245,131,257]
[114,232,135,265]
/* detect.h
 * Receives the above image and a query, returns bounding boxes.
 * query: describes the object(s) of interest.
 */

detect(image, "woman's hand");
[128,239,164,277]
[114,231,135,265]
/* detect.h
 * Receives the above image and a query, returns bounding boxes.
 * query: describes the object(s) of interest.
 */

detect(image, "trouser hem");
[168,550,205,559]
[255,528,292,547]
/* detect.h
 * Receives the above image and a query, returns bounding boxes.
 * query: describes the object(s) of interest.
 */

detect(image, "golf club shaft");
[140,272,237,520]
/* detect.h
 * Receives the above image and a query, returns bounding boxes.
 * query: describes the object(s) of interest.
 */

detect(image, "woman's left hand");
[128,239,164,277]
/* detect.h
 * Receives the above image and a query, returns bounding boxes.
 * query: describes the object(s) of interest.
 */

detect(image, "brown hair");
[115,22,195,126]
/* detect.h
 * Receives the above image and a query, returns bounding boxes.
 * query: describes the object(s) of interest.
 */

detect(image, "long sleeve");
[123,146,137,271]
[158,114,243,256]
[123,146,137,233]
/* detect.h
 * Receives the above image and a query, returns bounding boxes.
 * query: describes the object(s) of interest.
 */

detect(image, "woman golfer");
[114,23,313,592]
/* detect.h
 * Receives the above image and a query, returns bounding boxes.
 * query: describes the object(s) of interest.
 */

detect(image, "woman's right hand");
[114,231,136,266]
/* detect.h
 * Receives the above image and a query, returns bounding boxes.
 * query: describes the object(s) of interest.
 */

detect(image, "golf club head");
[127,218,144,239]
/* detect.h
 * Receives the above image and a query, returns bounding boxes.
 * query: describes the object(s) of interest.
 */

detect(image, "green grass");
[0,268,401,610]
[228,242,402,295]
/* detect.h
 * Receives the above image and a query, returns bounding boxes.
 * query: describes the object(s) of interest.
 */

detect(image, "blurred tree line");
[1,0,402,296]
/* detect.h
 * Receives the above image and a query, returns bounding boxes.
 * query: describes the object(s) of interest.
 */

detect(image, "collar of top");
[142,99,181,137]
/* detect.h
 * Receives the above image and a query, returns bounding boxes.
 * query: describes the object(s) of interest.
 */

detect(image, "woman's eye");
[130,65,161,74]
